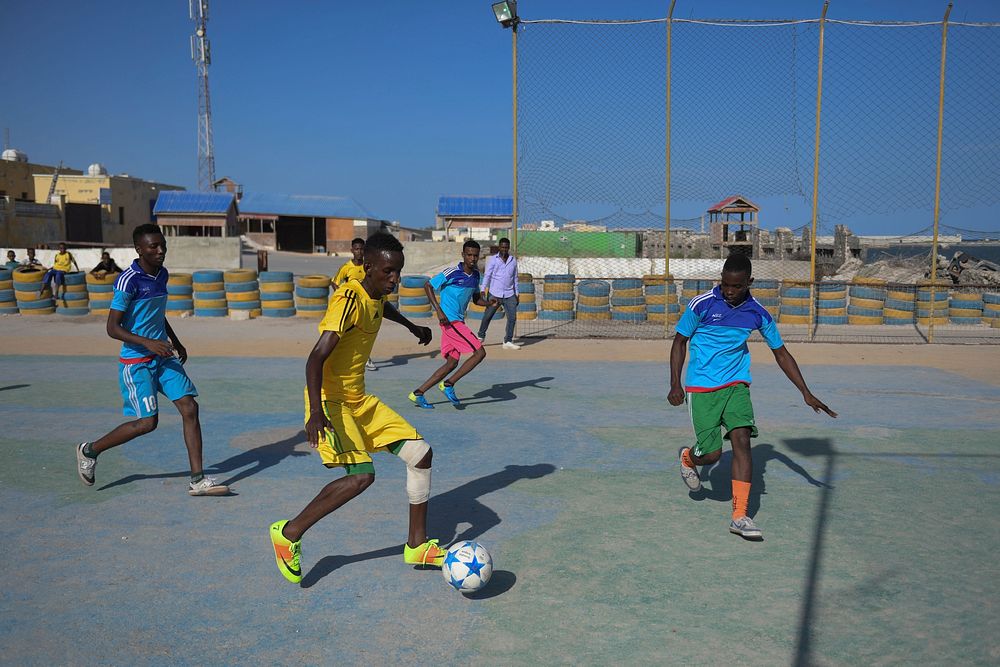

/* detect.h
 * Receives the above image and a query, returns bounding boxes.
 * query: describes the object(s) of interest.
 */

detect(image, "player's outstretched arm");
[106,309,174,358]
[771,346,837,418]
[424,281,448,326]
[164,318,187,364]
[668,334,689,406]
[305,331,340,447]
[383,301,432,345]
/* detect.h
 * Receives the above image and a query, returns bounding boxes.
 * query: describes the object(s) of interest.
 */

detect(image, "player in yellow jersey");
[334,237,378,371]
[269,232,445,585]
[40,242,79,301]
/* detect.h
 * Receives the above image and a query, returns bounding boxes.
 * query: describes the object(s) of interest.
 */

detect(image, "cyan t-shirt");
[110,260,170,360]
[429,264,481,322]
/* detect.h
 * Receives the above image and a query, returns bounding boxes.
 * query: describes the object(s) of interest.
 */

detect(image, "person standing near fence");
[477,237,521,350]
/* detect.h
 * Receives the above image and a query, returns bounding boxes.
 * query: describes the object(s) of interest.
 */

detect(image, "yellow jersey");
[334,261,366,286]
[318,279,384,401]
[52,251,73,272]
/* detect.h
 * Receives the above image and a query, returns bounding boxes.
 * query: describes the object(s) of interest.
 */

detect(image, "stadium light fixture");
[492,1,518,29]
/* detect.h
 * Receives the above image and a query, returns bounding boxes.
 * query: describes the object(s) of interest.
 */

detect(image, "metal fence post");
[928,2,953,344]
[808,1,830,341]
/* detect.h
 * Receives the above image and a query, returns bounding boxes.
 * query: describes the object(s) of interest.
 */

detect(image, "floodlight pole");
[807,1,829,341]
[665,0,675,338]
[928,2,952,344]
[511,21,519,255]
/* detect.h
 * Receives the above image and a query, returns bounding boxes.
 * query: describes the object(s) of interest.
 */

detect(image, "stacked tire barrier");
[540,274,575,321]
[13,267,53,315]
[193,270,227,317]
[517,273,536,321]
[779,281,810,324]
[56,272,90,316]
[949,290,983,326]
[166,273,193,317]
[0,268,17,314]
[916,281,949,326]
[86,272,117,315]
[983,292,1000,326]
[295,274,332,318]
[610,278,645,322]
[397,275,432,318]
[644,274,678,324]
[815,281,847,324]
[751,279,780,319]
[680,279,713,314]
[225,269,260,317]
[883,286,916,325]
[847,279,886,325]
[259,271,295,318]
[576,280,611,321]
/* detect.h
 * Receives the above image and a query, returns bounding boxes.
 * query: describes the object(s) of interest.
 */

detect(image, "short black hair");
[463,239,481,252]
[351,237,366,246]
[498,237,510,245]
[133,223,163,243]
[722,253,752,277]
[364,232,403,260]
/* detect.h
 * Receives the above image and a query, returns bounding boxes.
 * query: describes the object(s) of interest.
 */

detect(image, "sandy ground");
[3,313,999,385]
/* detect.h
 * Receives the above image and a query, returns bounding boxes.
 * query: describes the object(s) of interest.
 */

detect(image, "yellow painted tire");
[818,290,847,300]
[224,269,257,283]
[168,294,192,301]
[386,294,398,302]
[193,282,225,292]
[817,307,846,316]
[519,293,535,304]
[984,302,1000,312]
[398,286,426,297]
[227,291,261,302]
[295,310,325,318]
[86,272,119,285]
[261,299,295,309]
[399,305,432,315]
[754,288,779,298]
[949,292,982,302]
[516,310,537,320]
[15,290,52,301]
[648,312,679,323]
[64,283,87,293]
[91,308,110,316]
[949,307,982,318]
[296,296,328,306]
[245,309,262,317]
[298,275,332,289]
[168,273,193,285]
[517,273,533,282]
[578,310,611,320]
[645,294,667,305]
[642,274,673,285]
[779,314,811,324]
[468,302,486,312]
[848,315,884,325]
[883,308,914,319]
[681,289,700,299]
[781,297,811,307]
[13,268,45,284]
[613,288,643,298]
[614,304,646,314]
[194,299,228,309]
[850,297,884,309]
[917,316,949,325]
[918,300,949,311]
[0,280,11,290]
[21,307,56,315]
[578,295,609,307]
[886,290,913,301]
[260,282,294,293]
[993,318,1000,328]
[542,300,574,311]
[852,277,887,286]
[544,283,574,294]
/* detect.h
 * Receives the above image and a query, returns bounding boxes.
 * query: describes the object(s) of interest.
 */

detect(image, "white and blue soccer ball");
[442,540,493,593]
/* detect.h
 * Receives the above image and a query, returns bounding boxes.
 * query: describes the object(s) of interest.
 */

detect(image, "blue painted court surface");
[1,354,998,665]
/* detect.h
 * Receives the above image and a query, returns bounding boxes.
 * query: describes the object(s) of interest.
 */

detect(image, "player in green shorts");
[668,254,837,539]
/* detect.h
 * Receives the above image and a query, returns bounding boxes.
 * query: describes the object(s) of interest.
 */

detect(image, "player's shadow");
[301,463,556,588]
[376,350,439,368]
[689,442,831,518]
[0,384,30,392]
[97,430,310,491]
[443,376,554,410]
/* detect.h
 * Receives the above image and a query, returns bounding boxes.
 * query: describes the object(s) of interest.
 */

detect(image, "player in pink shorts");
[409,240,497,408]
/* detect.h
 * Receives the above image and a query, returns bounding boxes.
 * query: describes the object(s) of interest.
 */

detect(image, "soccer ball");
[441,540,493,593]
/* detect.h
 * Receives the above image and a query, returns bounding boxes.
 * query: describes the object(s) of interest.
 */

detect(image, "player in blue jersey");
[409,239,497,408]
[75,224,228,496]
[668,254,836,539]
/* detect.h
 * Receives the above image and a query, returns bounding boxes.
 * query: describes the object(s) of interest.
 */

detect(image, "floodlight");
[492,1,518,29]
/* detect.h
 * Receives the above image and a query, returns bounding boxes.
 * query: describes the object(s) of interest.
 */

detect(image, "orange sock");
[732,480,751,519]
[681,447,695,469]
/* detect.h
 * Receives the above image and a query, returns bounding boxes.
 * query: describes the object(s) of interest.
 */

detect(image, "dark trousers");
[477,295,518,343]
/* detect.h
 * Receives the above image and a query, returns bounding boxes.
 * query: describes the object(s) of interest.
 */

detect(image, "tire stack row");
[679,279,713,314]
[611,278,645,322]
[540,274,575,321]
[883,287,916,325]
[576,280,610,321]
[87,272,117,315]
[516,273,536,321]
[948,291,983,325]
[260,271,295,318]
[295,275,331,318]
[983,292,1000,327]
[193,270,227,317]
[644,275,678,324]
[166,273,193,317]
[916,282,949,326]
[816,281,848,325]
[13,267,53,315]
[0,268,17,314]
[847,279,886,325]
[778,281,810,324]
[225,269,261,317]
[56,272,89,316]
[752,280,780,319]
[398,275,432,318]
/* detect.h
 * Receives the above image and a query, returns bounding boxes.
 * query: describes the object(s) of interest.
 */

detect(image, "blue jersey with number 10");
[111,260,170,360]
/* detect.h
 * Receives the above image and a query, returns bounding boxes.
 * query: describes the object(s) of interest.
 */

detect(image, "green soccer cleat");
[404,538,447,567]
[270,520,303,584]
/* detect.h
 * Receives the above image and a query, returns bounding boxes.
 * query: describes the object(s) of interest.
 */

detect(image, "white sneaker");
[365,359,377,371]
[678,447,702,491]
[476,334,486,342]
[189,476,230,496]
[730,516,763,539]
[76,442,96,486]
[501,341,522,350]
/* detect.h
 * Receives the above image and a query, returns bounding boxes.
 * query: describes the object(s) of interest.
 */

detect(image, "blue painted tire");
[917,290,949,302]
[781,287,811,299]
[56,306,90,316]
[261,307,296,317]
[401,275,429,289]
[847,305,884,317]
[295,286,330,298]
[644,284,666,295]
[816,299,847,309]
[576,303,610,313]
[543,291,574,301]
[817,315,848,325]
[884,317,914,325]
[18,298,55,309]
[89,300,113,310]
[753,279,779,290]
[782,305,810,316]
[194,308,228,317]
[884,298,916,311]
[544,274,575,283]
[193,270,224,283]
[64,272,86,285]
[0,269,11,281]
[538,310,575,320]
[577,280,610,297]
[87,283,114,293]
[518,282,535,293]
[949,316,983,325]
[260,291,293,302]
[229,300,261,310]
[399,296,430,306]
[259,271,294,283]
[611,310,647,321]
[611,278,642,290]
[610,296,645,307]
[167,284,194,295]
[225,280,259,293]
[167,299,194,310]
[61,291,89,301]
[982,292,1000,305]
[0,306,19,314]
[192,289,225,300]
[754,297,780,307]
[646,303,679,313]
[949,299,982,309]
[817,282,846,292]
[0,289,13,301]
[516,303,536,312]
[849,286,887,300]
[465,311,483,320]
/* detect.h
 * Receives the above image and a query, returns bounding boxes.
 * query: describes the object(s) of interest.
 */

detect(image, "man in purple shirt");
[477,237,521,350]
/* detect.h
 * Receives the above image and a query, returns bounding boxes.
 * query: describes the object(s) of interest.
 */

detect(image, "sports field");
[1,317,999,665]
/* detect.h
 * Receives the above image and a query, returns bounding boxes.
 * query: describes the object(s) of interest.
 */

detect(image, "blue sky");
[4,1,999,234]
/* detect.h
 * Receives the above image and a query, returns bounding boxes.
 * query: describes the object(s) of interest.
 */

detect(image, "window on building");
[119,207,125,225]
[263,220,274,233]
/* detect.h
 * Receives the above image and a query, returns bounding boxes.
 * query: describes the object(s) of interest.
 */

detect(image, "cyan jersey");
[676,286,784,392]
[429,264,481,322]
[111,260,170,360]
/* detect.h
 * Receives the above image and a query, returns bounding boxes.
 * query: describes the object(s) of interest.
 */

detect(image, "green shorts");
[688,383,758,457]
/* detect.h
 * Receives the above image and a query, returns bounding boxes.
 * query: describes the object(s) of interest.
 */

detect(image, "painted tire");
[296,310,325,318]
[0,306,19,314]
[20,307,55,315]
[193,270,224,283]
[982,292,1000,305]
[398,286,427,297]
[949,307,982,318]
[229,300,261,310]
[755,297,780,307]
[519,293,535,304]
[87,283,114,293]
[15,290,51,302]
[194,308,229,317]
[299,275,333,289]
[194,299,228,309]
[541,300,573,311]
[167,299,194,310]
[544,283,574,294]
[817,299,847,309]
[644,284,667,296]
[260,282,294,293]
[18,298,56,309]
[949,292,983,302]
[576,303,610,313]
[817,290,847,300]
[884,317,915,326]
[399,296,430,306]
[296,296,328,306]
[538,310,575,320]
[917,290,949,302]
[227,291,261,302]
[847,305,884,317]
[261,308,296,317]
[850,297,884,310]
[260,291,294,302]
[193,281,225,293]
[516,310,537,320]
[916,316,949,325]
[949,316,983,325]
[543,291,574,301]
[60,291,89,302]
[849,286,887,300]
[886,290,914,301]
[613,304,646,314]
[296,302,330,311]
[577,280,610,297]
[261,299,295,309]
[884,298,915,311]
[781,305,810,316]
[779,314,811,324]
[400,275,429,289]
[577,295,608,307]
[13,268,45,283]
[781,297,810,307]
[517,282,535,294]
[817,282,846,292]
[817,315,848,325]
[543,274,575,283]
[883,308,914,320]
[167,284,194,295]
[781,287,811,299]
[0,280,12,290]
[611,278,642,290]
[817,307,847,316]
[167,273,192,285]
[578,311,611,320]
[86,272,119,285]
[295,286,330,299]
[0,289,14,301]
[225,280,260,293]
[63,272,86,286]
[259,271,294,283]
[847,315,884,325]
[645,294,667,305]
[56,306,90,316]
[516,303,537,312]
[611,296,645,307]
[224,269,257,283]
[611,311,646,321]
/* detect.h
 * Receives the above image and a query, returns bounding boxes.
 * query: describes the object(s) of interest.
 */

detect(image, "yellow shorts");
[303,390,420,470]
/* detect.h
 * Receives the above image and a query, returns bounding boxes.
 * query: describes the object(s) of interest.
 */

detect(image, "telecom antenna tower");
[190,0,216,191]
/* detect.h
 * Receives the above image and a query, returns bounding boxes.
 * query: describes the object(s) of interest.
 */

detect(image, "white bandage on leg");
[396,439,431,504]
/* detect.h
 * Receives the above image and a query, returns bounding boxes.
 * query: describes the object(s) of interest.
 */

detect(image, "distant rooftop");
[438,195,513,217]
[154,191,235,215]
[238,192,374,220]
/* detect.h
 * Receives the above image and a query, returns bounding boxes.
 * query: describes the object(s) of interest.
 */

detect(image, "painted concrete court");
[1,351,998,665]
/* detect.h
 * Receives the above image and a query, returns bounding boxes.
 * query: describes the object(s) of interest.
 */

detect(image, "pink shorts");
[439,321,482,359]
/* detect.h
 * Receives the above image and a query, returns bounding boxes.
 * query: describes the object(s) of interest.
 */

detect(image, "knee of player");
[176,397,199,419]
[415,446,433,469]
[347,472,375,494]
[474,347,486,361]
[444,356,459,369]
[135,415,158,434]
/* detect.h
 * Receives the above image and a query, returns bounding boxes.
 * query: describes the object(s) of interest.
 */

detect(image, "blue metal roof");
[238,193,374,219]
[438,195,513,217]
[153,191,235,215]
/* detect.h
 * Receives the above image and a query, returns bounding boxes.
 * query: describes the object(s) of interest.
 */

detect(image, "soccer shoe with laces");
[270,520,302,583]
[730,516,763,539]
[365,358,377,371]
[678,447,702,492]
[76,442,96,486]
[438,382,461,406]
[188,476,229,496]
[501,341,522,350]
[404,538,447,567]
[409,392,434,409]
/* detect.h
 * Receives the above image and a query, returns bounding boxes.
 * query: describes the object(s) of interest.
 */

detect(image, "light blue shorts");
[118,356,198,418]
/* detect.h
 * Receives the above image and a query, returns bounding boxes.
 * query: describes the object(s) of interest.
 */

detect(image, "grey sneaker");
[188,476,230,496]
[678,447,701,491]
[729,516,763,539]
[365,358,377,371]
[76,442,96,486]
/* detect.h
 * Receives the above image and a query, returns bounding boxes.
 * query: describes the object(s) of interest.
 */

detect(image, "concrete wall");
[0,199,64,246]
[0,160,81,201]
[1,237,241,273]
[398,240,466,274]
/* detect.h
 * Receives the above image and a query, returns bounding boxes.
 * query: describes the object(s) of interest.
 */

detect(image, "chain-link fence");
[509,13,1000,342]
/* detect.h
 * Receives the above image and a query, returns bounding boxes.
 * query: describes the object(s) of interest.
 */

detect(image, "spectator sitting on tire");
[90,251,124,280]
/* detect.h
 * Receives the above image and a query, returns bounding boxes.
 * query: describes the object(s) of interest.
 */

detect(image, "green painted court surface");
[1,354,998,665]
